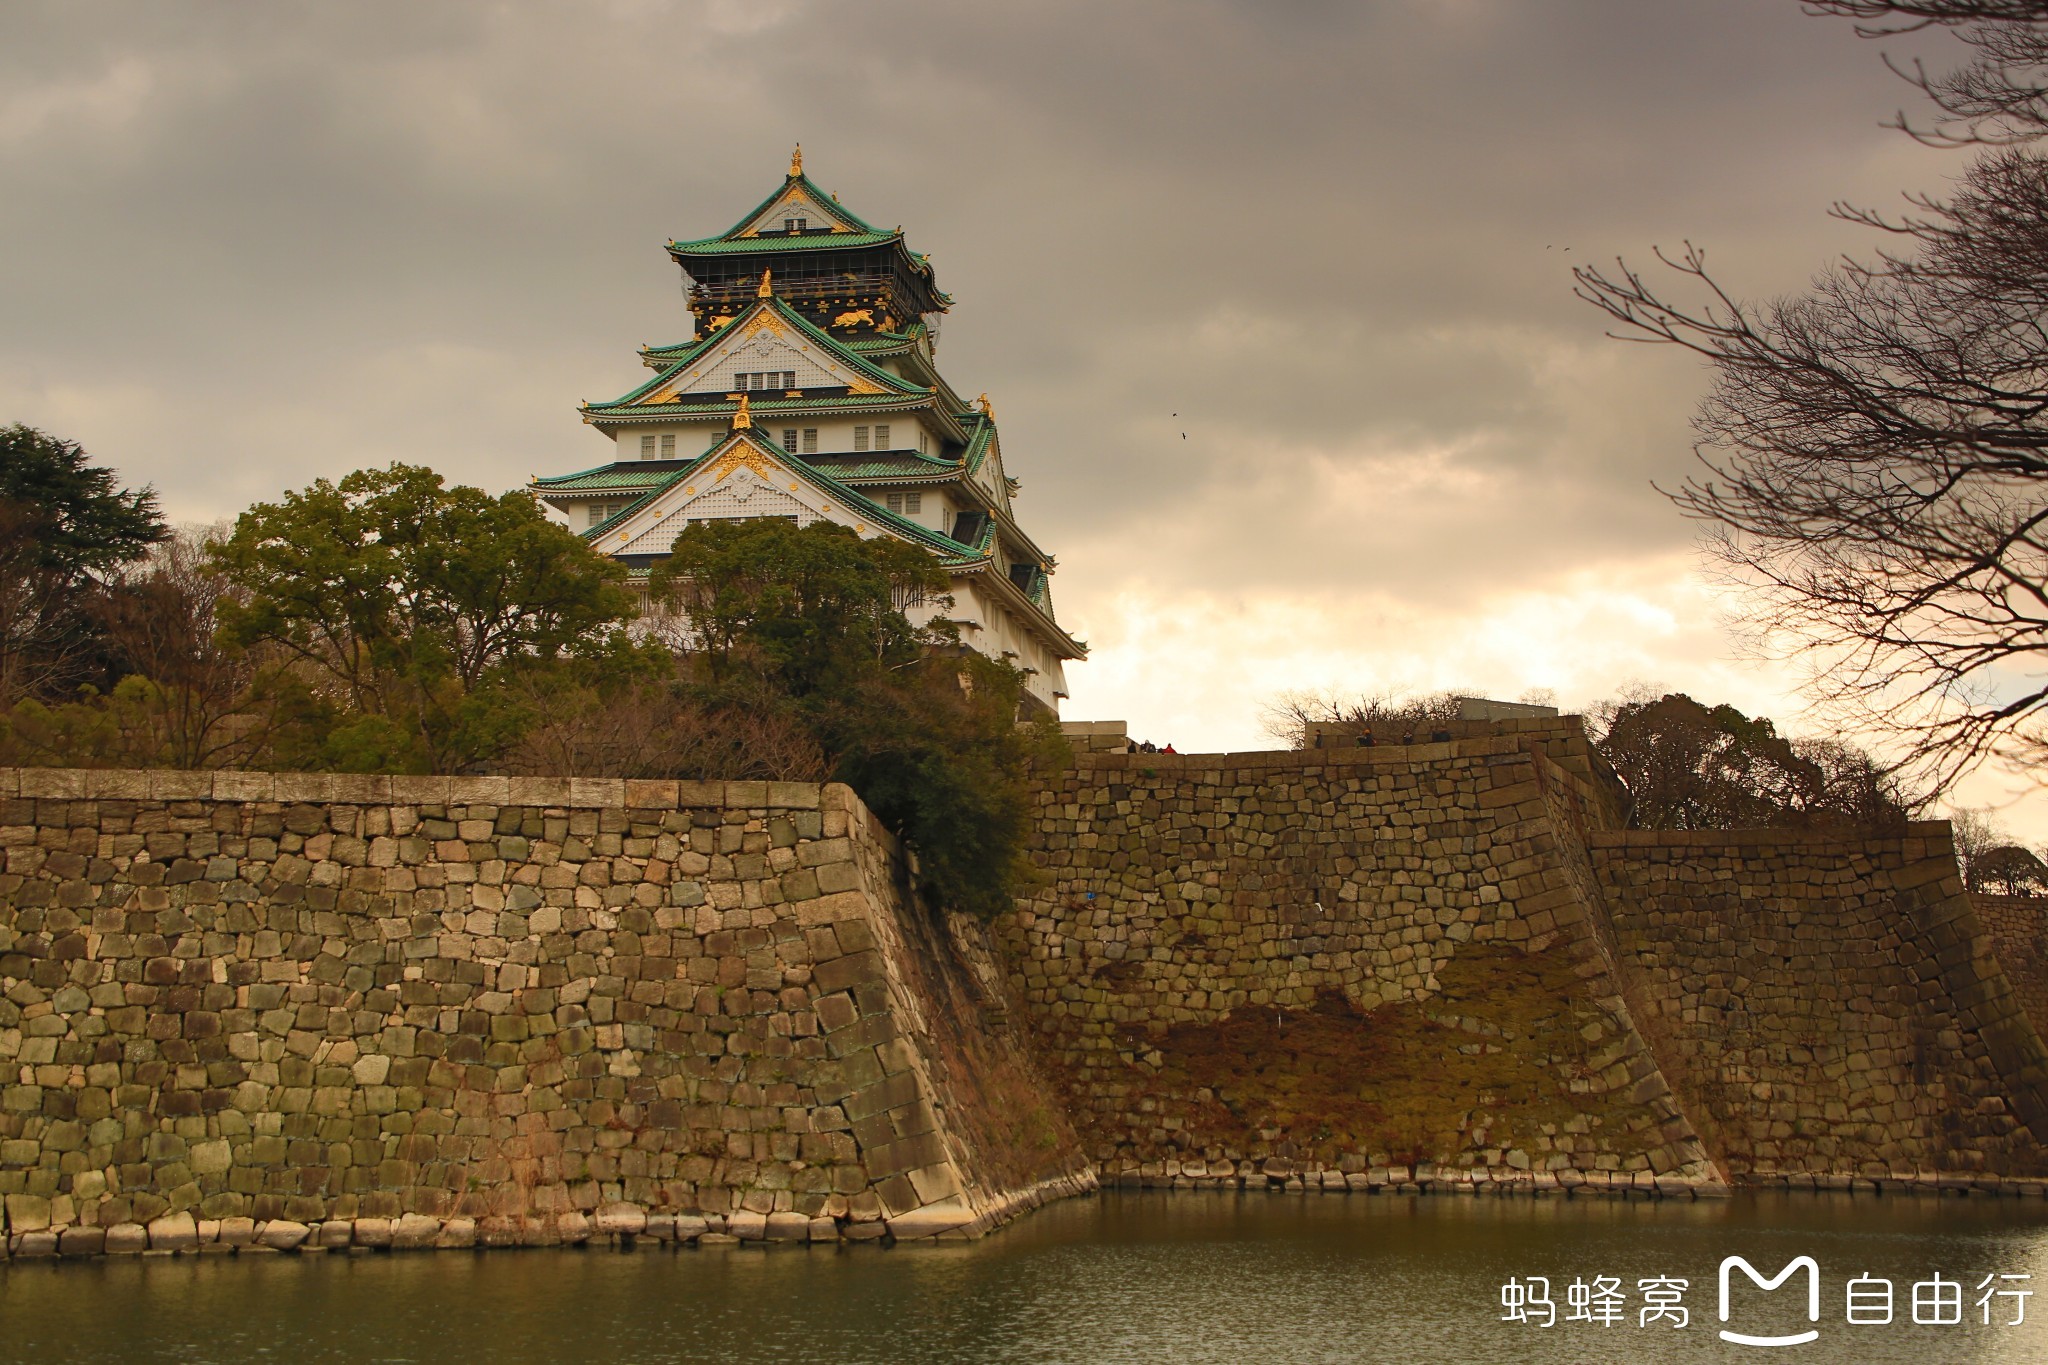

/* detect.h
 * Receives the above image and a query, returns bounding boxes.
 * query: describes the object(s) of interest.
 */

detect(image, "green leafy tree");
[1592,692,1919,831]
[649,516,951,697]
[650,518,1054,917]
[209,463,633,771]
[830,651,1060,919]
[0,424,167,702]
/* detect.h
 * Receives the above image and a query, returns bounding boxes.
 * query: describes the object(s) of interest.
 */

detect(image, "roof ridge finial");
[790,143,802,178]
[758,269,773,299]
[978,392,995,421]
[733,393,753,430]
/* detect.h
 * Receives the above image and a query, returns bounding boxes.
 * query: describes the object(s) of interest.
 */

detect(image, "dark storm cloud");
[0,0,1975,645]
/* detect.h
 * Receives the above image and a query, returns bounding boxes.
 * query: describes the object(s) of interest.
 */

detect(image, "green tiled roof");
[574,430,987,565]
[717,171,880,240]
[806,452,961,481]
[584,294,929,416]
[668,230,903,257]
[637,333,722,367]
[668,171,898,255]
[845,324,927,353]
[531,460,692,492]
[640,321,922,369]
[585,391,931,422]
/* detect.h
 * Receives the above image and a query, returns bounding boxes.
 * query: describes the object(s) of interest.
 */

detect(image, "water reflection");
[3,1191,2046,1363]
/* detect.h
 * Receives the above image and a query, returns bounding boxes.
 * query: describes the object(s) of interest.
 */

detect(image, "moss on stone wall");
[1099,943,1665,1174]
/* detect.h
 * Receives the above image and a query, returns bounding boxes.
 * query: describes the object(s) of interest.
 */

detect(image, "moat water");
[4,1191,2047,1363]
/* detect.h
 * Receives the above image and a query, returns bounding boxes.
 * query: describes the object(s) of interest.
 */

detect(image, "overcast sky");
[4,1,2035,823]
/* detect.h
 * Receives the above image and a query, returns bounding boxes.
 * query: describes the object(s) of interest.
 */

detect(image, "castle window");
[640,434,655,459]
[886,492,903,513]
[876,423,891,449]
[781,428,797,452]
[802,428,818,454]
[660,433,675,458]
[854,426,870,452]
[588,500,627,528]
[918,430,928,453]
[905,491,922,514]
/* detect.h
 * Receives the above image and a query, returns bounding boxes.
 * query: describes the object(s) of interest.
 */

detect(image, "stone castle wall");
[1007,726,2048,1195]
[10,737,2048,1260]
[1974,893,2048,1040]
[0,769,1089,1259]
[1591,829,2048,1186]
[1004,729,1716,1193]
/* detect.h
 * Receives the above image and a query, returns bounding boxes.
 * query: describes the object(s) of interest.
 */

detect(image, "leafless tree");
[1576,4,2048,787]
[1805,2,2048,145]
[95,524,278,768]
[499,672,829,782]
[1260,687,1466,749]
[1949,804,2007,884]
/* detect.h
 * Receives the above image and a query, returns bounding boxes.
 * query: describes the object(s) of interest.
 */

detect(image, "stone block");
[104,1223,150,1254]
[11,1231,59,1258]
[258,1220,311,1250]
[4,1193,51,1232]
[813,950,885,994]
[764,1211,809,1241]
[211,770,274,801]
[872,1174,922,1218]
[389,776,452,805]
[568,778,625,808]
[623,780,680,809]
[594,1203,647,1236]
[18,769,91,800]
[908,1163,964,1205]
[886,1196,975,1240]
[507,777,573,807]
[393,1213,440,1248]
[148,1212,198,1252]
[148,770,213,801]
[767,783,822,810]
[58,1226,106,1257]
[449,775,511,805]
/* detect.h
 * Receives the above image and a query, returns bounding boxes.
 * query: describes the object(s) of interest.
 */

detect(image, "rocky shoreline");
[18,1166,2048,1262]
[0,1171,1098,1260]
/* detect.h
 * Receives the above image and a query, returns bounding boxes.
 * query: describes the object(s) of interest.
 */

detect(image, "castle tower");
[532,150,1082,715]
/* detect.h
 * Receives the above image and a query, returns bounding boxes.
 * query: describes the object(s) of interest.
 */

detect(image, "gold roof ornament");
[978,392,995,420]
[758,269,774,298]
[789,143,803,177]
[733,393,753,430]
